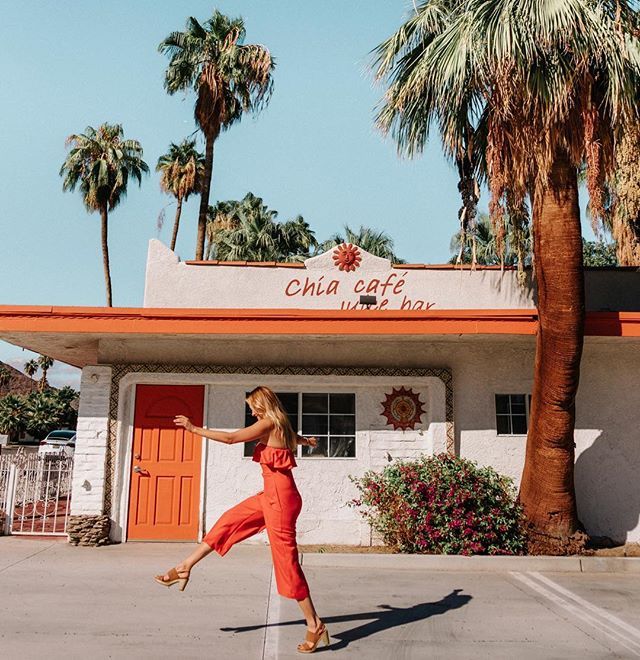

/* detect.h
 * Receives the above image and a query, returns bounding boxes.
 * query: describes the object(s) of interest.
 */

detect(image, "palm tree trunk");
[170,196,183,252]
[519,150,586,554]
[100,203,113,307]
[196,135,215,260]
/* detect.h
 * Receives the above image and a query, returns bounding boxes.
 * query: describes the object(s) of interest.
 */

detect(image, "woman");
[154,386,329,654]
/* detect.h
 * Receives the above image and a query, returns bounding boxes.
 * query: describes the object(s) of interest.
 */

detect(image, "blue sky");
[0,1,597,388]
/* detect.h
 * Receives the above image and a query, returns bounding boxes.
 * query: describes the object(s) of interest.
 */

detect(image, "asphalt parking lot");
[1,538,640,659]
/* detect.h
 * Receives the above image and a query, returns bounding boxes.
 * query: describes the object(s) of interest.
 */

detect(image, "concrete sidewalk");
[2,538,640,659]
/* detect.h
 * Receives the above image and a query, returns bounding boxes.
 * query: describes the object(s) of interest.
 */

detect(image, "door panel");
[127,385,204,541]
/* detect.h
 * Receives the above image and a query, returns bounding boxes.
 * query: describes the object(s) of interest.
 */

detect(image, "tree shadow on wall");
[221,588,472,650]
[575,430,640,543]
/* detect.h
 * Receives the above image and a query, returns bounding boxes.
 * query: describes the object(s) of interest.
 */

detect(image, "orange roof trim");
[0,305,637,337]
[0,305,537,336]
[184,260,640,272]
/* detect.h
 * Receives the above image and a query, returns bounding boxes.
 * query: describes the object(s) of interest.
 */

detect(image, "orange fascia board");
[184,260,520,270]
[584,311,640,337]
[183,260,639,272]
[0,305,537,336]
[185,259,305,268]
[0,305,637,337]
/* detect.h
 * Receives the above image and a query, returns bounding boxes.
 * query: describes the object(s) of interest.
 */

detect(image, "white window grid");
[244,391,357,459]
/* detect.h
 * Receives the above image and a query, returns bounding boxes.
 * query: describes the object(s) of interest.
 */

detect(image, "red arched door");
[127,385,204,541]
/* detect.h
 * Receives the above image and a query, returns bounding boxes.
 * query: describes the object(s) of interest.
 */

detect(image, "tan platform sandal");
[297,623,329,653]
[154,567,190,591]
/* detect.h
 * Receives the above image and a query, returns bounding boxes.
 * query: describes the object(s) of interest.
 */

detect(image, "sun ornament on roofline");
[381,387,426,431]
[332,243,361,272]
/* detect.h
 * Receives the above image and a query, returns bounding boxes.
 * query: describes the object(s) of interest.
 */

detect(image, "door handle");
[133,465,143,474]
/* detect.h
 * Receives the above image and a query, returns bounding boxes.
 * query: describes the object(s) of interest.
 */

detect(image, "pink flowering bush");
[349,453,526,555]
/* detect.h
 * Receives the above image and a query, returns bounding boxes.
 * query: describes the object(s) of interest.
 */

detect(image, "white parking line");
[262,568,281,660]
[531,571,640,642]
[511,572,640,657]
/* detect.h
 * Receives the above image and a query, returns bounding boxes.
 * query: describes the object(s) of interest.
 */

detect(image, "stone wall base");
[67,515,111,546]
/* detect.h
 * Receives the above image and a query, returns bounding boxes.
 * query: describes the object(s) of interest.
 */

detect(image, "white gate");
[0,451,73,536]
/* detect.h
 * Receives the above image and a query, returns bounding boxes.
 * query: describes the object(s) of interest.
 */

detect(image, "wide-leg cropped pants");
[203,466,310,601]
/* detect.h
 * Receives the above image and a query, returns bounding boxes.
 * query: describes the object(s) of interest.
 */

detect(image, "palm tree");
[205,199,243,259]
[24,390,65,439]
[450,212,532,267]
[0,366,11,392]
[374,1,640,552]
[207,193,316,261]
[281,216,318,261]
[37,356,54,392]
[159,11,275,260]
[60,123,149,306]
[450,214,502,266]
[0,394,26,444]
[603,124,640,265]
[450,215,612,268]
[24,359,39,391]
[318,225,404,262]
[156,139,205,251]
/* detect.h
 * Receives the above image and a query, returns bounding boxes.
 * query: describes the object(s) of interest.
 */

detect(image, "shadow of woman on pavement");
[221,588,472,650]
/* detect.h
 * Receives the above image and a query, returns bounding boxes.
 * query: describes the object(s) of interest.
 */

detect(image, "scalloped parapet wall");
[142,239,639,311]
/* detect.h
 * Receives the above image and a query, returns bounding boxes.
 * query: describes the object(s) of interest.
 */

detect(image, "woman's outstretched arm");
[174,415,272,445]
[296,434,318,447]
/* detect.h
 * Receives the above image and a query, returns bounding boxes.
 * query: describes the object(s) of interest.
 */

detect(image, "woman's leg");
[171,541,214,575]
[297,594,323,632]
[162,493,266,579]
[263,480,322,632]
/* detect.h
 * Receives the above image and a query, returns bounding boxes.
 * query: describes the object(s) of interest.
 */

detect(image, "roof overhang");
[0,305,637,368]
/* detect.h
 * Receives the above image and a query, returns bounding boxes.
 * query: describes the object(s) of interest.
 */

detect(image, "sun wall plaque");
[332,243,361,272]
[381,387,426,430]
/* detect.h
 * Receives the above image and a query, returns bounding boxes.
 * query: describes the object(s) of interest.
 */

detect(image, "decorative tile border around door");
[104,364,454,520]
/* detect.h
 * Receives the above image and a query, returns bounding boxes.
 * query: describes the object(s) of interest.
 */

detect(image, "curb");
[300,553,640,573]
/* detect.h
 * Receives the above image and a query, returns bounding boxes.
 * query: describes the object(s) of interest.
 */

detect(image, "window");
[243,392,356,458]
[302,393,356,458]
[495,394,531,435]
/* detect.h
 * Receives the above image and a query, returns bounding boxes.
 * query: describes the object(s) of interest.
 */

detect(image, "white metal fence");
[0,450,73,536]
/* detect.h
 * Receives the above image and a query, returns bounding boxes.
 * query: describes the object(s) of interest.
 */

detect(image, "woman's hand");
[305,436,318,448]
[174,415,194,433]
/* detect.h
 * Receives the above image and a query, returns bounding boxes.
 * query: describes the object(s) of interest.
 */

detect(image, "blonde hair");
[246,386,297,451]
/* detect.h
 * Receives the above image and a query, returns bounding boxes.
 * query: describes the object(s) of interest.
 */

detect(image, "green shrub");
[349,453,526,555]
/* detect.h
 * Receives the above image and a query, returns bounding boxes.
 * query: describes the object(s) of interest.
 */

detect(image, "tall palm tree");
[374,0,640,552]
[318,225,404,262]
[207,193,316,261]
[60,123,149,306]
[159,11,275,260]
[36,356,54,392]
[604,124,640,264]
[156,139,205,251]
[24,359,39,391]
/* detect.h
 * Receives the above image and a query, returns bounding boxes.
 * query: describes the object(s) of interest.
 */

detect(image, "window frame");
[243,391,357,459]
[495,393,531,436]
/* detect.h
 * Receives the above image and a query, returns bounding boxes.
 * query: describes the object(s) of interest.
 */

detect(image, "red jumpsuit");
[203,442,310,600]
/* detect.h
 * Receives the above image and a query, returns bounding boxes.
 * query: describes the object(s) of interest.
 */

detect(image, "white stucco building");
[0,239,638,546]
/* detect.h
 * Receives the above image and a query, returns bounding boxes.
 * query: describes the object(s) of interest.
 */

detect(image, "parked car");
[38,429,76,456]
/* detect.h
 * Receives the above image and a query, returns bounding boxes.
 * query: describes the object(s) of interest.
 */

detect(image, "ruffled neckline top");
[252,442,298,469]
